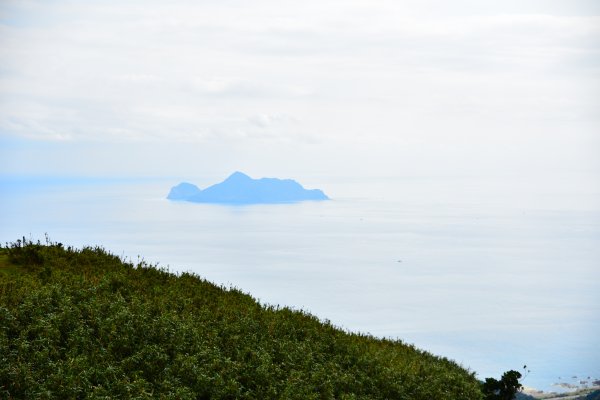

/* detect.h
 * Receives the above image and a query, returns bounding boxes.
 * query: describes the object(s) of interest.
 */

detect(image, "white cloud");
[0,0,598,177]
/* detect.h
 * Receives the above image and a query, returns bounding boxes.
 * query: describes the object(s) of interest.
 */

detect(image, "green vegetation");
[482,370,523,400]
[0,239,485,399]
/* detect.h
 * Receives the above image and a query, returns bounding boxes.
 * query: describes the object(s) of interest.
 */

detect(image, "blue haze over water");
[1,173,599,392]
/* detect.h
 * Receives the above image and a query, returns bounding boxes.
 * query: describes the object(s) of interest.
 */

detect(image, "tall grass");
[0,239,483,399]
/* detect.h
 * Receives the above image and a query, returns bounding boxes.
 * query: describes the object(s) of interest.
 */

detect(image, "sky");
[0,0,599,180]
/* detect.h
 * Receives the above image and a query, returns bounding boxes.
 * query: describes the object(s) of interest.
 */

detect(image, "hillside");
[0,239,483,399]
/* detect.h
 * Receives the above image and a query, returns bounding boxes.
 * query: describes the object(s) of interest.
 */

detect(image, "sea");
[1,173,599,393]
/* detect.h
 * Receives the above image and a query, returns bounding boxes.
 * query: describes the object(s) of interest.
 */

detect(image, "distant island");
[167,171,329,204]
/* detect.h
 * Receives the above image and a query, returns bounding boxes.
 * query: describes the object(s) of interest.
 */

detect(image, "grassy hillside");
[0,239,483,399]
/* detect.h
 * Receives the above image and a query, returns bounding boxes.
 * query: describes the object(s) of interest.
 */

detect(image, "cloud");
[247,113,297,128]
[0,0,598,177]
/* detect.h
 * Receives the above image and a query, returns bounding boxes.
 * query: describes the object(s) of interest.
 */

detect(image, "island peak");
[224,171,252,181]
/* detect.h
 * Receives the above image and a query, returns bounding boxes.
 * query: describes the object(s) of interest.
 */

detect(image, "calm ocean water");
[1,174,599,392]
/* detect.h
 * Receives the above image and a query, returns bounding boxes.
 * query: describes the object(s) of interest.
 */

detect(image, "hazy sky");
[1,0,599,179]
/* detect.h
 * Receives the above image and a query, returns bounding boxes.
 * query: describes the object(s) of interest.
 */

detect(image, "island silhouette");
[167,171,329,204]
